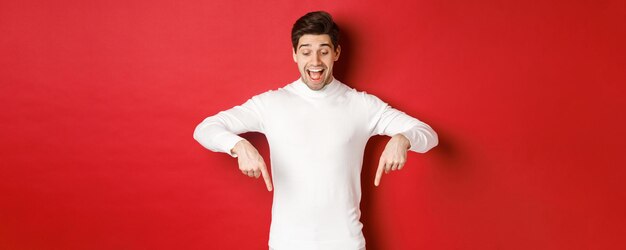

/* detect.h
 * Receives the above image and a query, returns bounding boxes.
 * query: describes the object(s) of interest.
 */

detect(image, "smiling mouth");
[307,68,324,81]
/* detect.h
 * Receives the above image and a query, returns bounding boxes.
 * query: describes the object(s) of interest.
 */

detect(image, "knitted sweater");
[193,78,438,250]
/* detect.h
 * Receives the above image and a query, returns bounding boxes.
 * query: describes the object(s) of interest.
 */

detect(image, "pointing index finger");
[260,162,273,192]
[375,158,384,187]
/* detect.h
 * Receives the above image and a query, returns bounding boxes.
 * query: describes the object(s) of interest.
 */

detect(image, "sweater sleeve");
[365,93,438,153]
[193,96,265,158]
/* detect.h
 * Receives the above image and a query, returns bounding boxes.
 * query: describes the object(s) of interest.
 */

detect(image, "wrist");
[231,139,248,155]
[394,134,411,149]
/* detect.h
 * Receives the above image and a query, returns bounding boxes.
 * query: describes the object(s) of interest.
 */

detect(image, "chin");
[305,83,323,90]
[306,79,330,90]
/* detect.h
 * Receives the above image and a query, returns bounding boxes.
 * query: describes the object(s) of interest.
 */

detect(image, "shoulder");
[341,83,387,106]
[245,82,297,109]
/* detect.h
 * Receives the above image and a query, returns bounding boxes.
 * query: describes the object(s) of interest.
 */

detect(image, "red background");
[2,0,625,249]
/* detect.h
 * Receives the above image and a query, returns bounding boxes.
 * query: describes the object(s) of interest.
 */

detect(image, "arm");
[368,97,438,153]
[193,97,264,157]
[365,93,438,186]
[193,96,273,191]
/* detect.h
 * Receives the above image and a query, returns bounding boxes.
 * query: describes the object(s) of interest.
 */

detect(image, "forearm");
[193,115,245,157]
[193,97,265,157]
[374,107,438,153]
[398,122,438,153]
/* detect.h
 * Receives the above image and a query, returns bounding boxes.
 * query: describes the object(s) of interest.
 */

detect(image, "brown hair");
[291,11,340,52]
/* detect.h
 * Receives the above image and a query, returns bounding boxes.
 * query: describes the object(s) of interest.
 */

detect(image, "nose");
[311,53,321,65]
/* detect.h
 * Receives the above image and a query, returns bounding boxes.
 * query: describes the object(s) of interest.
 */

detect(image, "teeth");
[308,69,323,72]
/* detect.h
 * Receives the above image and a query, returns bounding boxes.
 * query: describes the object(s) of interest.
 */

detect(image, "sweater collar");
[291,77,341,98]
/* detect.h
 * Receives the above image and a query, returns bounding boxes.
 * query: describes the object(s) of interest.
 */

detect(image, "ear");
[292,48,297,63]
[334,45,341,61]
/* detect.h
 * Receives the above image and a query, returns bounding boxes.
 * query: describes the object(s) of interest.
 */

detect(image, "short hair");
[291,11,340,52]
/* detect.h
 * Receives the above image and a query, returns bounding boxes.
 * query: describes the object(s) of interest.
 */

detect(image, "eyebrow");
[298,43,333,50]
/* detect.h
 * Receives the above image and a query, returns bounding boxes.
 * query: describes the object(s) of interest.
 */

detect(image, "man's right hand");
[231,139,273,191]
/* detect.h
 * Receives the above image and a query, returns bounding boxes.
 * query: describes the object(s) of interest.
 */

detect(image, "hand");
[231,139,273,191]
[375,134,410,187]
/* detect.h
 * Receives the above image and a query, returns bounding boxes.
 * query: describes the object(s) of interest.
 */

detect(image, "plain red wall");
[1,0,625,249]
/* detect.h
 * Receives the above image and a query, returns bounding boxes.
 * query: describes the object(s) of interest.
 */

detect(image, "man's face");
[293,34,341,91]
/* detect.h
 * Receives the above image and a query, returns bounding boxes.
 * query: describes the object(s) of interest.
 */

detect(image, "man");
[193,11,438,250]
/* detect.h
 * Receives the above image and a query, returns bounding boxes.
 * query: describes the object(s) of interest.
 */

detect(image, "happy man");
[193,11,438,250]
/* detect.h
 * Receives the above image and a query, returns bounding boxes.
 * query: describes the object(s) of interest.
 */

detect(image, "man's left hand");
[375,134,410,187]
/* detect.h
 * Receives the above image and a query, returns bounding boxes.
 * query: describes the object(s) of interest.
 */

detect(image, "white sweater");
[193,78,438,250]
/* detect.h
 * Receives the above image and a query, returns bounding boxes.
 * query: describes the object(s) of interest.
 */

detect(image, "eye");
[321,51,329,55]
[302,51,311,56]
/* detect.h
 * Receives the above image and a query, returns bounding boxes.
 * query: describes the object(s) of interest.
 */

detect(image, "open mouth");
[307,68,324,81]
